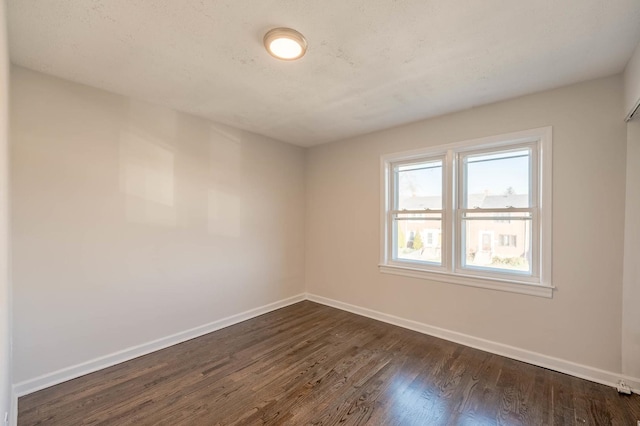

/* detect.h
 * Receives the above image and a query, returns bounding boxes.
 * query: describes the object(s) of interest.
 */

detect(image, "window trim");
[379,127,553,298]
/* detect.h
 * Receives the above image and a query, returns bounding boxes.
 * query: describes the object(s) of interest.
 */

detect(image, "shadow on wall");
[208,124,243,238]
[119,100,177,227]
[120,130,176,226]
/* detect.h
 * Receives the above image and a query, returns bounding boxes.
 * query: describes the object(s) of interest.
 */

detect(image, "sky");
[398,150,530,199]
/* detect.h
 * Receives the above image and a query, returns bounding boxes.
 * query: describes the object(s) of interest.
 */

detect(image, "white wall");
[622,118,640,378]
[0,0,11,421]
[622,40,640,379]
[10,66,306,384]
[624,40,640,118]
[306,75,627,373]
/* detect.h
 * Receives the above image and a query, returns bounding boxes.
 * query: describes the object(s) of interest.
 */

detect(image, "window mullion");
[451,151,465,272]
[445,149,455,272]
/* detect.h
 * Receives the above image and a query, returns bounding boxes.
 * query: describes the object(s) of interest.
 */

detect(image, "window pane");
[464,149,530,208]
[395,218,442,264]
[462,218,532,274]
[396,159,442,210]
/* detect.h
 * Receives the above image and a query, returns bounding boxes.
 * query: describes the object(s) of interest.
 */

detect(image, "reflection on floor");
[18,301,640,425]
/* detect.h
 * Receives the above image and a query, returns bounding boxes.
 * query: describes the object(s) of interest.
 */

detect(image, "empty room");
[1,0,640,425]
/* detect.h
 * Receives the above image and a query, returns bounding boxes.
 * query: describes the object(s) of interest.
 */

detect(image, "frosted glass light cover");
[264,28,307,61]
[269,38,302,59]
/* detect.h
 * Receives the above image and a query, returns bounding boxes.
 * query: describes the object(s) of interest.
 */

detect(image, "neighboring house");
[398,193,530,271]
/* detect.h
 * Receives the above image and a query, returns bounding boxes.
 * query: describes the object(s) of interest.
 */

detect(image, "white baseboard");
[9,387,16,426]
[13,291,640,404]
[306,293,640,394]
[13,293,306,398]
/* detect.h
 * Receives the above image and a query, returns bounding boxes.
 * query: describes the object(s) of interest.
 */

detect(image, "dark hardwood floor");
[19,301,640,425]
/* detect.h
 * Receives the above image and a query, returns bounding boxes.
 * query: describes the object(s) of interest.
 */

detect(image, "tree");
[398,227,406,249]
[413,231,424,251]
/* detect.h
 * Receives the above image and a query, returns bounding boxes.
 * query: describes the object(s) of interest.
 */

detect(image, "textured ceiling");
[7,1,640,146]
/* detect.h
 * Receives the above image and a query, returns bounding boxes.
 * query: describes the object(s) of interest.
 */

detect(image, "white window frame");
[424,229,440,247]
[379,127,553,298]
[497,234,517,247]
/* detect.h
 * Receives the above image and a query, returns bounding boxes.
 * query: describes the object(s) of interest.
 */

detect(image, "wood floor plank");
[18,301,640,425]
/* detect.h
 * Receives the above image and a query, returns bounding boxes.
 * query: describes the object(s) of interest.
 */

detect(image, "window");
[380,127,552,298]
[498,234,517,247]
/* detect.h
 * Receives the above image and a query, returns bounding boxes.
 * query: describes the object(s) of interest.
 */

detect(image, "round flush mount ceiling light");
[264,28,308,61]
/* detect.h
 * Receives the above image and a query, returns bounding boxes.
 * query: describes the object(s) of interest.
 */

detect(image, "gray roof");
[400,193,529,209]
[481,194,529,208]
[400,196,442,210]
[467,194,486,209]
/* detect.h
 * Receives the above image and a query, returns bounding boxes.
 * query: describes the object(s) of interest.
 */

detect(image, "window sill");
[378,264,554,298]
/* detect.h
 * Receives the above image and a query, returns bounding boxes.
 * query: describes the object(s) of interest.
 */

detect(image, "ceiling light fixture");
[264,28,307,61]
